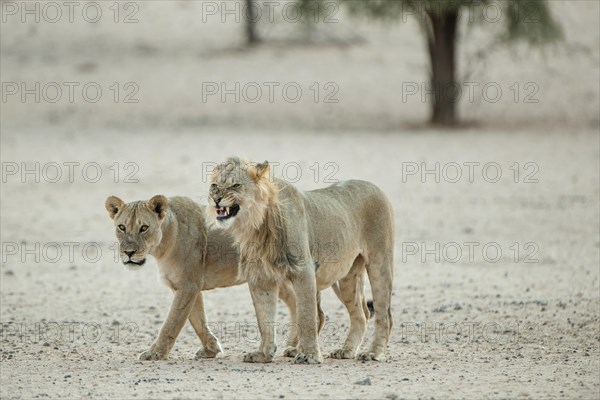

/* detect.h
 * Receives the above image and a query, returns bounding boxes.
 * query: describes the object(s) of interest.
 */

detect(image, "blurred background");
[2,0,598,131]
[1,1,599,399]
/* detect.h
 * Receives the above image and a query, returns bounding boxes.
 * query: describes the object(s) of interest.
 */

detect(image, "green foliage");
[297,0,339,21]
[338,0,562,44]
[341,0,406,18]
[504,0,562,44]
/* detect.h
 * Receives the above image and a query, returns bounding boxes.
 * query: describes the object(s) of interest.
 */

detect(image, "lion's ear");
[147,195,169,220]
[211,162,225,176]
[252,161,270,182]
[105,196,125,220]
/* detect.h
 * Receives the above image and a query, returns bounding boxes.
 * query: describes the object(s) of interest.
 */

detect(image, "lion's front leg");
[244,281,278,363]
[291,265,323,365]
[280,285,326,358]
[140,285,198,361]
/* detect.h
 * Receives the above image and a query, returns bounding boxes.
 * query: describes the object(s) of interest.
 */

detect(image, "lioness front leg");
[244,281,278,363]
[139,285,198,360]
[188,292,223,359]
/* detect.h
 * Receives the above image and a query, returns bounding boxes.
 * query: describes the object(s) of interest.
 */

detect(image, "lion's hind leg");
[357,251,393,362]
[329,256,368,360]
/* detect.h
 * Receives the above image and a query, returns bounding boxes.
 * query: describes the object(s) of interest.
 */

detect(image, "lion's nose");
[213,197,223,206]
[125,250,136,257]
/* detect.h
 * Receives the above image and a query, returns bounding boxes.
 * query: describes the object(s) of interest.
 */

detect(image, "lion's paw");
[195,343,222,359]
[139,348,168,361]
[329,348,355,359]
[294,351,323,364]
[283,346,298,358]
[243,351,273,363]
[356,351,385,361]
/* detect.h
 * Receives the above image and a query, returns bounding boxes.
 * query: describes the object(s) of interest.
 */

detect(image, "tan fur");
[105,195,323,361]
[208,157,395,363]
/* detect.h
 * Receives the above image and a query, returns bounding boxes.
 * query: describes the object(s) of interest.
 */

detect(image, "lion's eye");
[210,183,217,189]
[232,183,241,189]
[118,224,126,232]
[140,225,149,233]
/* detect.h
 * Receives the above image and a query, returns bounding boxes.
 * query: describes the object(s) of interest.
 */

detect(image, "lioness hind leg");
[188,293,223,359]
[317,292,326,334]
[357,252,393,362]
[330,257,368,360]
[278,280,299,357]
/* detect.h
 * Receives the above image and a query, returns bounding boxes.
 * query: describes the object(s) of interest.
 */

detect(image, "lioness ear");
[252,161,270,182]
[105,196,125,220]
[147,195,169,220]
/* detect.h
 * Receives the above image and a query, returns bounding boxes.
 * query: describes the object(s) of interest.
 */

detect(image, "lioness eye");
[140,225,149,233]
[232,183,241,189]
[210,183,217,189]
[118,224,126,232]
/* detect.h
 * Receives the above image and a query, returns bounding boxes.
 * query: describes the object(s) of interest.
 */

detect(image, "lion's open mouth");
[215,204,240,220]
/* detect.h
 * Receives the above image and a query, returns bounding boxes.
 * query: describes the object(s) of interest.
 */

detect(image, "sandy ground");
[1,1,599,399]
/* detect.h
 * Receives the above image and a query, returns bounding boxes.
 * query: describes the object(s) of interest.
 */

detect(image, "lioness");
[207,158,394,364]
[105,195,322,360]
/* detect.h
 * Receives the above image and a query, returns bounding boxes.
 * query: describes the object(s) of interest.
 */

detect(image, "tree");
[245,0,260,45]
[340,0,562,126]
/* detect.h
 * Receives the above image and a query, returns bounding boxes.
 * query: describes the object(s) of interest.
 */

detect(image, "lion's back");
[305,180,393,225]
[297,180,394,258]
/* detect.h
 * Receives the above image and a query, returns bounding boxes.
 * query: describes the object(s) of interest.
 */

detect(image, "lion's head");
[105,195,169,269]
[207,157,277,232]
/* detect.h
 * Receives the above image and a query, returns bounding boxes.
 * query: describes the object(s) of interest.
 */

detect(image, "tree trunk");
[246,0,260,45]
[426,9,459,126]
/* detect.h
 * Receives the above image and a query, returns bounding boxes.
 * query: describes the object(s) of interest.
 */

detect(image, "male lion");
[105,195,322,360]
[207,157,394,364]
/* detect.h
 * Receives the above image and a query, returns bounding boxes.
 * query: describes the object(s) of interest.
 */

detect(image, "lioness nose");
[214,197,223,206]
[125,250,135,257]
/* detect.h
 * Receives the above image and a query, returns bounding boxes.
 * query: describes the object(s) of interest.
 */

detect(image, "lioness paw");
[243,351,273,363]
[194,344,222,359]
[139,348,168,361]
[329,348,355,359]
[356,351,385,362]
[294,352,323,365]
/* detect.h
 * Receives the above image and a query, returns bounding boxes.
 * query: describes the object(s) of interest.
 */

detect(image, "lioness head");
[207,157,275,231]
[105,195,169,269]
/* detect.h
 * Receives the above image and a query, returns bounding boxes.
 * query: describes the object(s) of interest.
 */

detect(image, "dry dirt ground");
[1,1,599,399]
